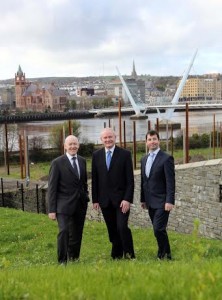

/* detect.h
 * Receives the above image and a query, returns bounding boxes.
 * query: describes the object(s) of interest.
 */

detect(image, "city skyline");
[1,0,222,80]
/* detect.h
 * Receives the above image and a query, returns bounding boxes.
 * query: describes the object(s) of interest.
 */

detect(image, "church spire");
[17,65,23,76]
[131,60,137,79]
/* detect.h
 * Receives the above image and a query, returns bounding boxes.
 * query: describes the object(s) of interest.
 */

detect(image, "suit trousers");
[101,203,135,259]
[56,201,87,263]
[148,207,171,258]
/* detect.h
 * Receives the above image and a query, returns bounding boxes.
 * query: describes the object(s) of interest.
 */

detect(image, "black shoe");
[69,257,79,262]
[157,253,172,260]
[58,261,67,266]
[166,254,172,260]
[112,255,123,260]
[124,253,136,260]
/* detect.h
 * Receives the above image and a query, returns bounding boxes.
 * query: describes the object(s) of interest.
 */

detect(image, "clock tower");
[15,65,26,108]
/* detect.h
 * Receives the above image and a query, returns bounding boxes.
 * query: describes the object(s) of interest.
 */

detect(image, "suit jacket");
[91,146,134,208]
[140,150,175,209]
[47,154,89,215]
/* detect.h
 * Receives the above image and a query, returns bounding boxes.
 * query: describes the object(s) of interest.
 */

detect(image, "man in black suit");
[141,130,175,260]
[92,127,135,259]
[48,135,89,264]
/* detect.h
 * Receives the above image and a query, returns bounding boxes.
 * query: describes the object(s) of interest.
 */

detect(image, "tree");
[64,99,77,111]
[103,97,114,107]
[49,120,81,151]
[0,124,18,152]
[200,133,210,148]
[29,136,45,151]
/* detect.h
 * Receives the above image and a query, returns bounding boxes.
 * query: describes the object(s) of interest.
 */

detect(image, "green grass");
[1,208,222,299]
[0,159,92,181]
[0,162,51,181]
[137,147,222,162]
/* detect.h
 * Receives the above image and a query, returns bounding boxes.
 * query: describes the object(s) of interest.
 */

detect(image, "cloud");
[1,0,222,79]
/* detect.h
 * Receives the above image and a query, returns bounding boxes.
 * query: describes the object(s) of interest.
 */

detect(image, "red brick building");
[15,65,68,111]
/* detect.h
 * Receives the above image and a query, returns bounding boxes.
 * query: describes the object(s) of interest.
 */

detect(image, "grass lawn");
[1,208,222,299]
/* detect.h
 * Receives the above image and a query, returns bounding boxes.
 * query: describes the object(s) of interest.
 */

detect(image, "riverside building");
[179,74,222,102]
[15,65,68,112]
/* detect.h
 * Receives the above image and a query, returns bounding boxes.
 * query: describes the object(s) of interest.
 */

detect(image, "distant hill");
[0,76,117,85]
[0,75,180,86]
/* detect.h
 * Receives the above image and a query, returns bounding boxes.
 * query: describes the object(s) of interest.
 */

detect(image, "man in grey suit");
[92,128,135,259]
[141,130,175,260]
[48,135,89,264]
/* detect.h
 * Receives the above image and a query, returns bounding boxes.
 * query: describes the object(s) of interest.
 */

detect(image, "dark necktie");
[72,157,79,178]
[106,150,112,170]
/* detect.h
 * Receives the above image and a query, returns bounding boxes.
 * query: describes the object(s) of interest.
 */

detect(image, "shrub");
[49,120,81,151]
[78,143,95,157]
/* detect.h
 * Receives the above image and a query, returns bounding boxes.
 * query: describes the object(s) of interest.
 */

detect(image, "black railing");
[1,178,4,207]
[0,178,44,213]
[0,111,94,124]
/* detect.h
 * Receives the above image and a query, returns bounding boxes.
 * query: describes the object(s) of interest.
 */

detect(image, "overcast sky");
[1,0,222,80]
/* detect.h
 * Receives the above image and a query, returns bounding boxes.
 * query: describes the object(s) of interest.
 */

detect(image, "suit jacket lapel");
[108,146,119,171]
[143,155,148,176]
[149,150,162,176]
[64,154,79,178]
[77,155,84,179]
[101,148,108,172]
[63,155,72,171]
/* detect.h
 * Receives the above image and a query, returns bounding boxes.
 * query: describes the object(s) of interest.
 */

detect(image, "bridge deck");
[1,103,222,124]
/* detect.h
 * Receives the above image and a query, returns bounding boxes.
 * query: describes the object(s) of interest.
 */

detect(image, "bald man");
[48,135,89,264]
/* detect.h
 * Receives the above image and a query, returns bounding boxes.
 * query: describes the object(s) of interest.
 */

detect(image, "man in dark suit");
[48,135,89,264]
[92,127,135,259]
[141,130,175,260]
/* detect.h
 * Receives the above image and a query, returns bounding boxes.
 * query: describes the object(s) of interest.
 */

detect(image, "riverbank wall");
[1,159,222,239]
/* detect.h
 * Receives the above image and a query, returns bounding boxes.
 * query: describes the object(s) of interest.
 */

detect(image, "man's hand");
[93,203,100,211]
[141,202,147,209]
[120,200,130,214]
[48,212,56,220]
[165,203,174,212]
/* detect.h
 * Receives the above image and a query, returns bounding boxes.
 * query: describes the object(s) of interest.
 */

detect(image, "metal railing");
[0,178,43,214]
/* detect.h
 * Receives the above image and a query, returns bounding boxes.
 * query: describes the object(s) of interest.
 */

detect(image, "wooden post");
[185,103,189,163]
[220,122,222,155]
[171,126,174,157]
[68,120,72,135]
[60,129,64,155]
[4,123,10,175]
[118,98,122,147]
[123,120,126,149]
[19,134,24,179]
[24,131,30,180]
[133,121,136,170]
[166,120,169,153]
[213,114,216,159]
[156,118,159,133]
[148,120,151,131]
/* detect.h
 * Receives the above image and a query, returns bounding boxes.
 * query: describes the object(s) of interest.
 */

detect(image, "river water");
[1,109,222,149]
[18,109,222,142]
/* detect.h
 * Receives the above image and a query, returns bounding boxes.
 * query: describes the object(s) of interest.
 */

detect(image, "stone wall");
[0,179,47,214]
[170,159,222,239]
[86,159,222,239]
[2,159,222,239]
[129,159,222,239]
